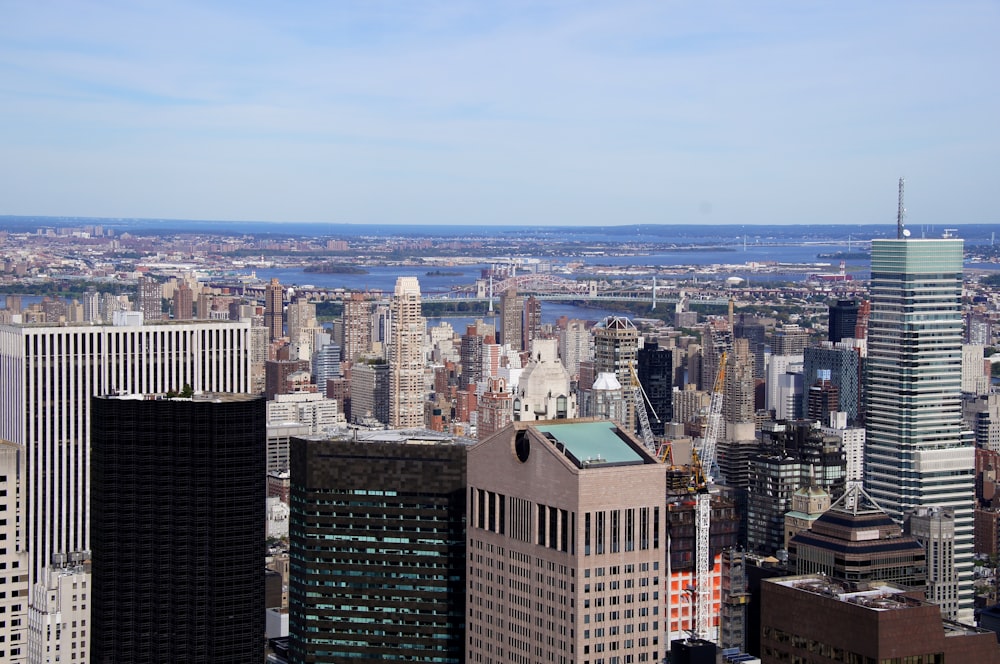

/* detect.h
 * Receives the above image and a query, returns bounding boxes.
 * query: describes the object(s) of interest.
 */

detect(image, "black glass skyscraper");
[828,299,859,343]
[637,339,673,435]
[90,393,265,663]
[288,434,467,664]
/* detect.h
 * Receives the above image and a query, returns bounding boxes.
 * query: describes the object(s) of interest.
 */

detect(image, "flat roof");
[534,421,646,467]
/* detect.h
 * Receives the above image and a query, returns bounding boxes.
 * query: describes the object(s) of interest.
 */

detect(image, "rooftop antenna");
[896,177,909,239]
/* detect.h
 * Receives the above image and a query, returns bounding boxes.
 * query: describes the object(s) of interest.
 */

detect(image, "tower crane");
[692,351,726,641]
[628,360,660,456]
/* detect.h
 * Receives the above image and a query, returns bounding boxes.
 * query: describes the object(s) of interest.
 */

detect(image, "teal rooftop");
[534,421,648,468]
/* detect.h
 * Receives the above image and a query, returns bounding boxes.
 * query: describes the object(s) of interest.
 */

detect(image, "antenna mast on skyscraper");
[896,177,908,239]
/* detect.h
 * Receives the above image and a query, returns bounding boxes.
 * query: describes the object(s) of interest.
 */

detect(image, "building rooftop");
[533,420,648,468]
[774,576,922,611]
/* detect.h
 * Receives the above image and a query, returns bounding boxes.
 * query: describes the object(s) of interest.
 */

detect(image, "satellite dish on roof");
[902,228,911,237]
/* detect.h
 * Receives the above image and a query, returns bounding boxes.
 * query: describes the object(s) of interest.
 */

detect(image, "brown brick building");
[761,575,1000,663]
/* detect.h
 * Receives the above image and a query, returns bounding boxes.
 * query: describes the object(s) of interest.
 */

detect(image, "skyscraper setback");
[864,237,974,618]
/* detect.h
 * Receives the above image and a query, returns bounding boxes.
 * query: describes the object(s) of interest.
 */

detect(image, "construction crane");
[692,351,726,641]
[628,360,660,456]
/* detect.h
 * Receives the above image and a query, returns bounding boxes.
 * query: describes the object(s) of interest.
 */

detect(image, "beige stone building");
[467,420,667,664]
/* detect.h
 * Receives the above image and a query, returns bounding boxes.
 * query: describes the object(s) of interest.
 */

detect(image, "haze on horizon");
[2,2,997,228]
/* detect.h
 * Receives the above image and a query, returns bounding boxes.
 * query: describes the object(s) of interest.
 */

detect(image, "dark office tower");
[459,325,483,390]
[288,434,467,664]
[637,339,673,435]
[807,375,839,422]
[734,314,767,380]
[265,277,284,341]
[499,285,523,351]
[523,294,542,351]
[802,343,862,423]
[91,393,265,664]
[827,299,859,343]
[136,275,162,321]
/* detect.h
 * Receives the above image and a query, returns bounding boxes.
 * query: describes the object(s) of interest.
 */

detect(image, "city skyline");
[2,2,998,227]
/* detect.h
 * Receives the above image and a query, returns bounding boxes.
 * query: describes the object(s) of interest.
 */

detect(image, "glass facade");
[289,437,467,663]
[865,238,974,619]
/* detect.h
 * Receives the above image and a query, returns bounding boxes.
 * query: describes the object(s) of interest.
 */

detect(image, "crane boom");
[692,350,726,641]
[628,361,659,455]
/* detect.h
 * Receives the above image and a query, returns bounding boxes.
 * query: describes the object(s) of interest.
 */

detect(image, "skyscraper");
[91,393,265,663]
[288,432,468,664]
[136,275,162,321]
[522,294,542,351]
[266,277,284,341]
[864,237,974,618]
[0,320,251,588]
[593,315,639,428]
[828,299,859,343]
[499,285,523,351]
[467,420,667,664]
[637,339,673,436]
[341,292,373,363]
[389,276,425,428]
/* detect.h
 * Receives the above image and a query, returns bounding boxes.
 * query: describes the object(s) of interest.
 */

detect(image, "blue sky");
[1,1,997,226]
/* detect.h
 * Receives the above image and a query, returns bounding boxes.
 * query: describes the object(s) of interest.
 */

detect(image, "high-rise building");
[0,442,27,663]
[265,277,284,341]
[827,299,859,343]
[459,324,484,390]
[522,294,542,351]
[389,277,425,429]
[172,281,193,320]
[341,292,373,363]
[466,420,667,664]
[905,507,959,620]
[734,315,767,380]
[864,237,974,619]
[559,318,592,381]
[27,558,90,664]
[499,285,523,351]
[136,275,162,321]
[288,432,468,664]
[0,320,251,590]
[637,339,673,436]
[593,315,639,428]
[771,324,809,356]
[351,360,390,426]
[724,338,757,441]
[311,340,341,397]
[90,393,265,663]
[802,343,862,423]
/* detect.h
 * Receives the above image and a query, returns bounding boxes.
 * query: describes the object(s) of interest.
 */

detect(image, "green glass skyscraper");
[865,237,972,620]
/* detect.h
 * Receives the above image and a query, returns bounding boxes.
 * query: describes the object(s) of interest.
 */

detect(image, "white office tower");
[389,277,425,429]
[864,237,974,621]
[962,344,990,396]
[27,556,90,664]
[821,411,865,486]
[906,507,959,621]
[0,319,252,592]
[0,442,27,663]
